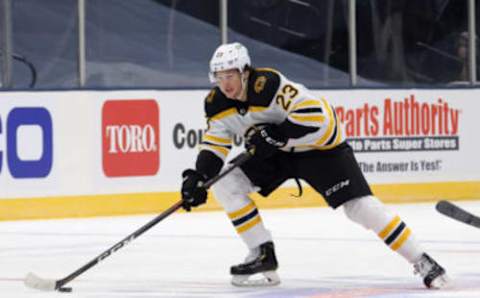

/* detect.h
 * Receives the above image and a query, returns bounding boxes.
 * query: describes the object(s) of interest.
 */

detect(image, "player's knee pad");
[211,167,256,211]
[343,195,394,232]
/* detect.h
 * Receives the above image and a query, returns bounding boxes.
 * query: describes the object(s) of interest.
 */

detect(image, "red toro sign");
[102,100,159,177]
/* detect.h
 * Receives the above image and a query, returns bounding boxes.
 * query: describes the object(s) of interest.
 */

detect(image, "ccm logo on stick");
[0,107,53,178]
[102,100,159,177]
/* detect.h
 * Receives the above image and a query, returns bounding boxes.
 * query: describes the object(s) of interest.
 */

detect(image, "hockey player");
[180,42,449,288]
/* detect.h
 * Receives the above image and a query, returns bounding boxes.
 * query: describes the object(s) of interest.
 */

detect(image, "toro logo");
[102,100,159,177]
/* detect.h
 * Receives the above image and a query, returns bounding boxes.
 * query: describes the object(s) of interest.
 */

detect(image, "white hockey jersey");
[200,68,345,162]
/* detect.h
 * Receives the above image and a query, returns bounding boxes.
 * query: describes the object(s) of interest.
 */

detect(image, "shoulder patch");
[254,76,267,94]
[204,87,235,118]
[247,68,281,107]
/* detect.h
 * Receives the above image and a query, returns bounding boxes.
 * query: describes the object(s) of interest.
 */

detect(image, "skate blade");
[430,274,451,289]
[231,271,280,287]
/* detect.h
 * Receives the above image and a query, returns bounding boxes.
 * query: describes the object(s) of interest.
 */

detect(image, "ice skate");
[414,253,449,289]
[230,241,280,287]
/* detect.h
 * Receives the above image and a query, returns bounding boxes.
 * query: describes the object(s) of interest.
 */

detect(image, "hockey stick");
[435,200,480,229]
[24,151,252,292]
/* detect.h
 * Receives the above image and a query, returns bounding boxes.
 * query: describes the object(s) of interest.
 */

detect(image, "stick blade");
[436,200,480,228]
[435,200,455,215]
[24,272,57,291]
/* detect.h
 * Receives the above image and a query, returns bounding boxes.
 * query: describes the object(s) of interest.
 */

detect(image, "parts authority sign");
[335,95,460,153]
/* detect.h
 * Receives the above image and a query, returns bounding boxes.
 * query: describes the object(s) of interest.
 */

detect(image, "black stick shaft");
[55,152,251,289]
[57,200,183,288]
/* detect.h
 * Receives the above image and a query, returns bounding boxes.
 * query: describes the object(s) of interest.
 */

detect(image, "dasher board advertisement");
[323,89,474,184]
[0,88,479,220]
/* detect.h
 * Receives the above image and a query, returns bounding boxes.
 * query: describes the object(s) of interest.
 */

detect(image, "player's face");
[215,69,243,99]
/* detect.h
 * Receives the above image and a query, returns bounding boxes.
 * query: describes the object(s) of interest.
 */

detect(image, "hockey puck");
[58,287,72,293]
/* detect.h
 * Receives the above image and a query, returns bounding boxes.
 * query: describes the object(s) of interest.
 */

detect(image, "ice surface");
[1,201,480,297]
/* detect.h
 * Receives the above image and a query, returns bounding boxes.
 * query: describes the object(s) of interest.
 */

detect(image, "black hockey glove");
[181,169,208,212]
[245,125,287,159]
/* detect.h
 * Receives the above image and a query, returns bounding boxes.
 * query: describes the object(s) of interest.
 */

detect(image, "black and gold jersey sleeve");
[246,68,281,107]
[283,96,344,150]
[200,87,234,161]
[204,87,235,118]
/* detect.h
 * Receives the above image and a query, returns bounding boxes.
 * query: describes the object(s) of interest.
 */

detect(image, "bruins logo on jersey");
[254,76,267,94]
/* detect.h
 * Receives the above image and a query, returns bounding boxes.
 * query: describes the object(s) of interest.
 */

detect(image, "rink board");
[0,89,479,220]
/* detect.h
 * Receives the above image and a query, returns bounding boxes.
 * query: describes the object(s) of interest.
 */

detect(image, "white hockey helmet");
[209,42,251,83]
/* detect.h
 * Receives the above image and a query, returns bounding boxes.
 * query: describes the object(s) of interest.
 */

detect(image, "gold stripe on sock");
[391,227,412,251]
[237,216,261,234]
[378,215,401,239]
[228,202,256,220]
